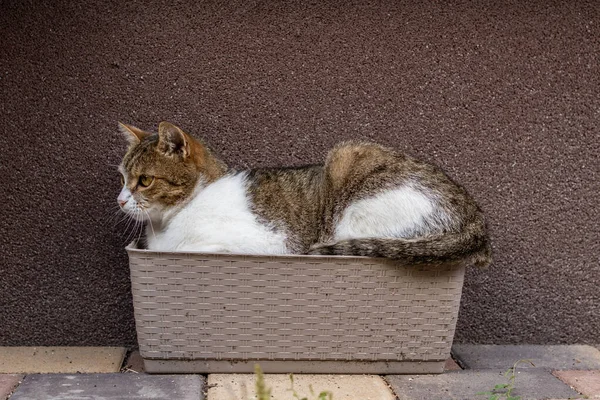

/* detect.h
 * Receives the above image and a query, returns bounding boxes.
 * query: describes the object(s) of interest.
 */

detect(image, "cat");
[117,121,491,267]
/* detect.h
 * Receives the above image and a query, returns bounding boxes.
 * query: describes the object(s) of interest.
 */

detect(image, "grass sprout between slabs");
[255,364,334,400]
[477,359,536,400]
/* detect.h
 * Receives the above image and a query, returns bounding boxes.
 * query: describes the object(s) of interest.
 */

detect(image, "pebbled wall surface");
[1,0,598,346]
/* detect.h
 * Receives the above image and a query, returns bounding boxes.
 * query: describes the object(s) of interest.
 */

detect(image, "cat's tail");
[307,223,492,268]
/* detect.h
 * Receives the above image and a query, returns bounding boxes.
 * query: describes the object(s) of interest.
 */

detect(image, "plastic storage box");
[127,244,466,373]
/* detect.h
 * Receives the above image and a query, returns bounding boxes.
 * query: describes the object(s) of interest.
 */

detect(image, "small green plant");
[476,359,535,400]
[255,364,272,400]
[254,364,334,400]
[288,373,333,400]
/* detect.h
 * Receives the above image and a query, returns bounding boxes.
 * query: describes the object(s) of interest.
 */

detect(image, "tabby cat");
[117,121,491,267]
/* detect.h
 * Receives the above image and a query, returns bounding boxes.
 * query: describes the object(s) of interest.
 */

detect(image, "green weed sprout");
[254,364,334,400]
[477,359,536,400]
[255,364,272,400]
[288,373,333,400]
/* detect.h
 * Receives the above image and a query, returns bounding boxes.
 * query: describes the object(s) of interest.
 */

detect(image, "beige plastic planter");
[127,244,466,374]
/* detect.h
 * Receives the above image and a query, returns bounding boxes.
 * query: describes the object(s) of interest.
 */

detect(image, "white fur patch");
[146,173,289,254]
[334,183,450,240]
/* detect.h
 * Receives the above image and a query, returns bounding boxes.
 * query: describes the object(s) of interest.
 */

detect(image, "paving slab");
[9,373,205,400]
[0,374,23,400]
[554,370,600,398]
[122,350,145,373]
[207,373,395,400]
[0,347,126,373]
[444,358,462,371]
[386,369,582,400]
[452,345,600,370]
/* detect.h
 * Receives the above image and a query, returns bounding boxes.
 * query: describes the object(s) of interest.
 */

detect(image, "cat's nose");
[118,199,127,207]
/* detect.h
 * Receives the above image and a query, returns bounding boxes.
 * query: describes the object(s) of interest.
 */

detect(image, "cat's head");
[117,121,226,222]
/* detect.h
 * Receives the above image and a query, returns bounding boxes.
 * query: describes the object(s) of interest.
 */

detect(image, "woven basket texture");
[127,247,465,363]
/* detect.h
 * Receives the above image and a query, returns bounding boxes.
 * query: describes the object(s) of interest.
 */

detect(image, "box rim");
[126,242,471,267]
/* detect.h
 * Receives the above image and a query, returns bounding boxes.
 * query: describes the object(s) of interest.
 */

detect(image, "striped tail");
[307,224,491,267]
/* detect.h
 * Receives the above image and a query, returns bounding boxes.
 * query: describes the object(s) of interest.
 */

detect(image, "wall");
[1,0,598,346]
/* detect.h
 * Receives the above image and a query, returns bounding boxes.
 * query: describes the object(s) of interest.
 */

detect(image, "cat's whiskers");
[120,211,133,231]
[117,212,132,225]
[134,210,145,245]
[111,207,131,226]
[124,208,142,244]
[143,209,157,240]
[109,207,122,220]
[123,209,140,244]
[136,208,146,242]
[101,207,121,227]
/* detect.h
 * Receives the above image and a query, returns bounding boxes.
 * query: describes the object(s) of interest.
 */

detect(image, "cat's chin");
[122,209,151,222]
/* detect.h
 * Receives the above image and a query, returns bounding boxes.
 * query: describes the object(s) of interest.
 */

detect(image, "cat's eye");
[139,175,154,188]
[119,174,125,186]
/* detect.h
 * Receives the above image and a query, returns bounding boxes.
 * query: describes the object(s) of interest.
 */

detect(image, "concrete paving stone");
[452,345,600,370]
[122,350,145,373]
[9,373,205,400]
[207,373,395,400]
[445,358,462,371]
[386,369,582,400]
[0,347,126,373]
[554,370,600,398]
[0,374,24,400]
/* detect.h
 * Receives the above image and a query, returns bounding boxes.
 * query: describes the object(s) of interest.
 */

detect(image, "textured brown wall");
[1,0,598,346]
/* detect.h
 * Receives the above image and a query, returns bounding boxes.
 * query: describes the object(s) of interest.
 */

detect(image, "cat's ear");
[157,121,190,157]
[118,122,148,145]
